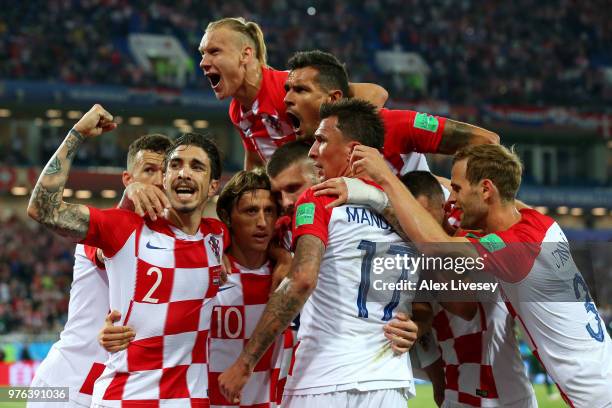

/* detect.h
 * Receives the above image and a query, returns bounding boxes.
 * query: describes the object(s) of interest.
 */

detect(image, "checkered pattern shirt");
[208,257,294,407]
[229,67,295,163]
[82,207,228,408]
[431,301,534,407]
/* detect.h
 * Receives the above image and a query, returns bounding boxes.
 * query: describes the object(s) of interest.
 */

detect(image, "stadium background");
[0,1,610,406]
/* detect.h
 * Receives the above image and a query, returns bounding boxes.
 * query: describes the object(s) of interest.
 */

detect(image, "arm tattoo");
[437,120,473,154]
[240,235,325,369]
[28,129,89,241]
[44,157,62,175]
[383,205,412,242]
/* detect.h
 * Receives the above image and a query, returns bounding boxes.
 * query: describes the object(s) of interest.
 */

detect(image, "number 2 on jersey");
[357,240,411,321]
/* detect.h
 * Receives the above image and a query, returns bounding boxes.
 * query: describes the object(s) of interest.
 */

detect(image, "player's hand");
[124,182,170,221]
[268,243,292,292]
[312,177,348,208]
[384,312,418,355]
[98,310,135,353]
[218,360,252,404]
[220,254,232,285]
[350,145,394,185]
[73,104,117,138]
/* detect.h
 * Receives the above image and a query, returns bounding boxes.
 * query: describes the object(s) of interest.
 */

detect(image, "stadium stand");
[1,0,610,107]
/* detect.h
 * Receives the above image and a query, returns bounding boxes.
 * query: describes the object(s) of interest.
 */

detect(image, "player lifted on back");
[219,99,429,407]
[199,18,387,169]
[28,105,229,407]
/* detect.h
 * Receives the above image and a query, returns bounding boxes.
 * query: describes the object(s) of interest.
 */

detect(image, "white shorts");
[441,393,538,408]
[281,388,408,408]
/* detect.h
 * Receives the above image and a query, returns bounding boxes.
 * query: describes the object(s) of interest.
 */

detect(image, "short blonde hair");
[453,144,522,202]
[206,17,267,66]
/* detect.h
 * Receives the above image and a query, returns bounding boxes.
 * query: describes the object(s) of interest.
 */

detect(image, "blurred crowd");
[0,216,74,335]
[1,0,610,107]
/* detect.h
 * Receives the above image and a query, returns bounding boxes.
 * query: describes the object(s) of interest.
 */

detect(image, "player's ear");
[208,179,220,198]
[329,89,343,102]
[122,171,132,188]
[240,45,253,65]
[481,179,495,201]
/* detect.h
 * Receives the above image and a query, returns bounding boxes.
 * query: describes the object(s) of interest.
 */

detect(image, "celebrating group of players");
[25,17,611,408]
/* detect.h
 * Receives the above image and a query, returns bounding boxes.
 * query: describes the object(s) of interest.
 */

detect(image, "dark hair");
[127,133,172,170]
[165,132,222,180]
[216,168,277,226]
[400,171,445,203]
[266,140,312,178]
[287,50,350,98]
[319,99,384,149]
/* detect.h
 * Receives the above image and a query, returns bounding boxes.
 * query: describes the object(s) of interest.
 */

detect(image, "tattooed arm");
[436,119,499,154]
[218,234,324,403]
[27,104,116,241]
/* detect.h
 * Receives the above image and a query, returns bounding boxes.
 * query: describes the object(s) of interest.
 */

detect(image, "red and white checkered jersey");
[287,184,418,395]
[81,207,229,408]
[379,108,446,175]
[208,258,294,407]
[229,67,295,163]
[466,209,612,407]
[30,244,108,406]
[431,301,534,407]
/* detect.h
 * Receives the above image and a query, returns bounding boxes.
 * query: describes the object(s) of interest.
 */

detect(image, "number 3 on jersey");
[357,240,415,321]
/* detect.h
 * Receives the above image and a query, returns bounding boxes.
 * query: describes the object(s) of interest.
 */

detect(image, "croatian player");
[283,50,499,176]
[199,17,387,169]
[208,169,294,407]
[219,99,425,407]
[347,143,612,407]
[267,140,421,353]
[397,171,536,408]
[28,134,171,407]
[27,105,229,407]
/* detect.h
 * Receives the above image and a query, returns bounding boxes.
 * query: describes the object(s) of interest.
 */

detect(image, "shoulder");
[200,217,229,236]
[264,66,289,84]
[89,207,143,227]
[296,187,336,209]
[506,209,555,242]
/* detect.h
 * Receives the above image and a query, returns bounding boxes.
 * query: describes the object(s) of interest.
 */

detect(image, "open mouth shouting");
[174,183,198,202]
[206,72,223,94]
[286,111,302,136]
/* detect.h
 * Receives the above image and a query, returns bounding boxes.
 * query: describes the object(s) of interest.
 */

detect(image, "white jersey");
[467,209,612,407]
[288,185,419,395]
[429,299,535,407]
[29,244,109,407]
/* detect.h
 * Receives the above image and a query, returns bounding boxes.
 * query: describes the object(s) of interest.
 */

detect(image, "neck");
[228,243,267,270]
[234,64,263,109]
[166,207,203,236]
[483,200,522,234]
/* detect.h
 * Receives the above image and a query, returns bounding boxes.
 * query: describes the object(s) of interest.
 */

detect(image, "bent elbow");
[293,274,317,297]
[26,203,40,222]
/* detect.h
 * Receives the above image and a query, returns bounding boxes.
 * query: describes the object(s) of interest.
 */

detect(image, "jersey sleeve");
[381,109,447,154]
[81,207,143,258]
[83,244,105,270]
[464,211,549,283]
[291,188,332,249]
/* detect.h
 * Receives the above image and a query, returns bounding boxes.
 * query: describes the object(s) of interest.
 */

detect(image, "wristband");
[344,177,389,213]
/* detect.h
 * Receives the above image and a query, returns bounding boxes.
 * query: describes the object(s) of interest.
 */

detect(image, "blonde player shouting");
[198,17,388,169]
